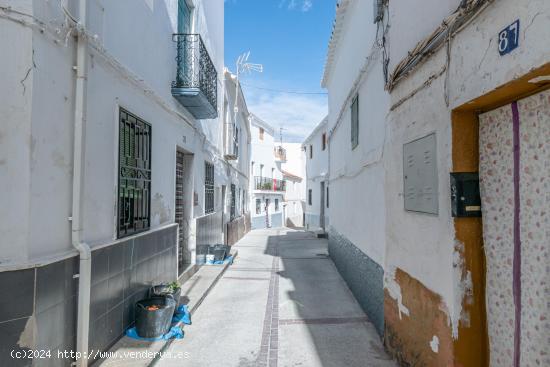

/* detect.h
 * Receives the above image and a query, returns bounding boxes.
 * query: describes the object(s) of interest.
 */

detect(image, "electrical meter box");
[450,172,481,217]
[403,133,438,214]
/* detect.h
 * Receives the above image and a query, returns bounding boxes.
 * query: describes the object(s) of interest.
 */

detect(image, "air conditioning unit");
[373,0,384,23]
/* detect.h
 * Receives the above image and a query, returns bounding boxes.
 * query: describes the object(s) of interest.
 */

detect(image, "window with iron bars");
[275,198,279,212]
[256,199,261,214]
[230,184,236,220]
[233,126,239,158]
[118,109,152,238]
[204,162,215,214]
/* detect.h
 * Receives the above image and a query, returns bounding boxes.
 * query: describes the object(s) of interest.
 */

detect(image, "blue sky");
[225,0,335,142]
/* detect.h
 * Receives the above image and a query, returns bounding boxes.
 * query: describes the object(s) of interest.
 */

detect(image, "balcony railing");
[254,176,286,192]
[274,146,287,161]
[171,34,218,119]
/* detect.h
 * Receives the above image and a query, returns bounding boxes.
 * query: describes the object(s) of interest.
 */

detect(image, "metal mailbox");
[450,172,481,217]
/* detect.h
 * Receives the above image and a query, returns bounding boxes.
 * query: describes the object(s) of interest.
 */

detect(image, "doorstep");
[96,250,237,367]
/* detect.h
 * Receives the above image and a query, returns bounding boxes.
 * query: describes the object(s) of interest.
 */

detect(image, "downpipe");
[70,0,90,366]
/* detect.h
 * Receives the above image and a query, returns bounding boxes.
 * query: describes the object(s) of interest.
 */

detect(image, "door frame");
[319,181,325,230]
[451,62,550,367]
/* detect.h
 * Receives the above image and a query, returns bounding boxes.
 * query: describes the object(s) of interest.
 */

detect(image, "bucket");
[149,284,182,310]
[205,254,215,265]
[135,297,176,338]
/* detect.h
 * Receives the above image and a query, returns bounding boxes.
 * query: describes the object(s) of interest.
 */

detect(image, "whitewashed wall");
[0,0,228,265]
[322,0,389,266]
[385,0,550,337]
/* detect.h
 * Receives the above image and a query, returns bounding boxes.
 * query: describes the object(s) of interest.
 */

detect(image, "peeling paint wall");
[384,0,550,365]
[384,268,454,367]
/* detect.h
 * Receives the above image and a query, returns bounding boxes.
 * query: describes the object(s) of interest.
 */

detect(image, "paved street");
[156,228,396,367]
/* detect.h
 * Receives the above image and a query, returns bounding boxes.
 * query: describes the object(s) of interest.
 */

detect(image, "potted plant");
[150,281,182,310]
[135,296,176,338]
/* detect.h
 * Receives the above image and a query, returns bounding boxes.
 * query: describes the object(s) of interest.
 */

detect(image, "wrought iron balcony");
[171,34,218,119]
[254,176,286,192]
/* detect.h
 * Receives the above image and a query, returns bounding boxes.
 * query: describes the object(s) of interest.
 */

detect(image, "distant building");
[249,114,285,229]
[279,142,306,227]
[302,117,329,231]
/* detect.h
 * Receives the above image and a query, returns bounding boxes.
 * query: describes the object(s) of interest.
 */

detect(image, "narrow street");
[156,228,396,367]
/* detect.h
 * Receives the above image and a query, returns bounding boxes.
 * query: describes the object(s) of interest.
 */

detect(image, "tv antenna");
[233,52,262,130]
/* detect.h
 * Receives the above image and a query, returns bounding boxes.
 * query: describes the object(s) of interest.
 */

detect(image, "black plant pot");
[135,297,176,338]
[150,284,182,310]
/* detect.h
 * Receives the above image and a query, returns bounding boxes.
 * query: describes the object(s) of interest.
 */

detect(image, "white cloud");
[279,0,313,12]
[244,88,327,143]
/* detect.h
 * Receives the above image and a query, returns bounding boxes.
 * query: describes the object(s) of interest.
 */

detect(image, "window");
[230,184,236,220]
[259,127,264,140]
[309,145,313,159]
[118,108,152,238]
[322,133,327,151]
[233,126,239,158]
[204,162,215,214]
[265,199,270,212]
[326,186,329,208]
[308,189,312,205]
[242,190,246,214]
[256,199,261,214]
[351,95,359,149]
[275,199,279,211]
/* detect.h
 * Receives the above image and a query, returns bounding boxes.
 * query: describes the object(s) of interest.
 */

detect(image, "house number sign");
[498,20,520,56]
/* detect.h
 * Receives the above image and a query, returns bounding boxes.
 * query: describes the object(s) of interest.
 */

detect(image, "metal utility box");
[450,172,481,217]
[403,133,438,214]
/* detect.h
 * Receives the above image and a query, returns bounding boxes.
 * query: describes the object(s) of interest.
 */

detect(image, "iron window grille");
[275,199,279,212]
[204,161,215,214]
[230,184,236,220]
[233,126,239,158]
[118,109,152,238]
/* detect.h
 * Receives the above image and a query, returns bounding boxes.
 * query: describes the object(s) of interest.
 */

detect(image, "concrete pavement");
[155,228,396,367]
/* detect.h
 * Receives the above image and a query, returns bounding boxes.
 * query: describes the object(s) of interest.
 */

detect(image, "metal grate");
[175,151,188,273]
[118,109,152,238]
[230,184,236,220]
[204,161,215,214]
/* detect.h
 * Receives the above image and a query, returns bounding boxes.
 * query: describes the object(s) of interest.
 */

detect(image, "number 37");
[498,20,520,56]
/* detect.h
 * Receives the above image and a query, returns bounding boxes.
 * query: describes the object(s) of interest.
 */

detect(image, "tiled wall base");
[328,227,384,336]
[251,213,283,229]
[0,224,177,366]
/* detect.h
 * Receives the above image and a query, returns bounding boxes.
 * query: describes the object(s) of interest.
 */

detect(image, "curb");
[148,249,238,366]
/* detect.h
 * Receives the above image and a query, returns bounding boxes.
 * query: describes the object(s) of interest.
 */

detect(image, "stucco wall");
[0,0,251,267]
[384,0,550,363]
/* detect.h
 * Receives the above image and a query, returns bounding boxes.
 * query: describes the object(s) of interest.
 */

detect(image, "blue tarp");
[207,255,234,265]
[125,304,191,341]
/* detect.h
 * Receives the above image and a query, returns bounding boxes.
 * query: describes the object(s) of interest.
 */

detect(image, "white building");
[0,1,249,365]
[222,69,252,244]
[248,114,285,229]
[303,117,329,231]
[319,0,550,365]
[279,142,306,227]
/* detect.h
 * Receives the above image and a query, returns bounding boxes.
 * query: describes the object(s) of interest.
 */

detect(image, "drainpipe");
[71,0,91,366]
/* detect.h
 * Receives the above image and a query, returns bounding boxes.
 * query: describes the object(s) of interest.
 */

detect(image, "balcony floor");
[172,87,217,119]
